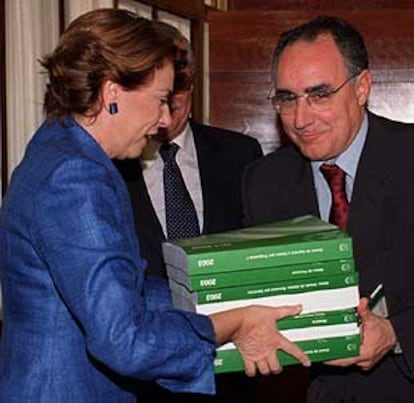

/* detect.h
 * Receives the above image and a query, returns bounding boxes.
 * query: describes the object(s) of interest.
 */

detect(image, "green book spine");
[170,258,355,291]
[162,215,353,276]
[278,308,358,331]
[183,272,358,305]
[189,237,352,275]
[214,334,360,374]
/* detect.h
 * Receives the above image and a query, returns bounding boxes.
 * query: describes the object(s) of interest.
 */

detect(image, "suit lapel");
[290,161,319,218]
[192,123,222,234]
[349,113,392,235]
[279,151,320,219]
[347,112,392,293]
[126,165,165,254]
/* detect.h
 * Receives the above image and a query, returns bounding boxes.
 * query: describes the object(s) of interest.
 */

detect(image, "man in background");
[242,15,414,402]
[116,22,263,402]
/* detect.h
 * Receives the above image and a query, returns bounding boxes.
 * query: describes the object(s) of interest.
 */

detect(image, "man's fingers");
[358,297,370,319]
[357,360,374,371]
[324,357,359,366]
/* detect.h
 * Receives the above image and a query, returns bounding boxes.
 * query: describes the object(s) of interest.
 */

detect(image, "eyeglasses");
[267,72,361,115]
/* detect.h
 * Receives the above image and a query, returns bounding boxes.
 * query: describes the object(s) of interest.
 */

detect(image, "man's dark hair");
[271,15,369,84]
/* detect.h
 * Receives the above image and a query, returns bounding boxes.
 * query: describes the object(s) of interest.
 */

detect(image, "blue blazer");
[0,119,216,402]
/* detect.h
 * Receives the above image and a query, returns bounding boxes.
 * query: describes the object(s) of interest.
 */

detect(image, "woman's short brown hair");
[42,8,177,120]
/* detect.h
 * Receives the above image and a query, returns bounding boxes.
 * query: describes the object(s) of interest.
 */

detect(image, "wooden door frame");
[116,0,207,123]
[1,0,7,198]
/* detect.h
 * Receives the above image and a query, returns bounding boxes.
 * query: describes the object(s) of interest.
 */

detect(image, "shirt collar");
[140,122,194,170]
[173,122,194,158]
[311,112,368,179]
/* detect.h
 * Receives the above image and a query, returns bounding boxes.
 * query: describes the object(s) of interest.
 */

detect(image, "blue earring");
[109,102,118,115]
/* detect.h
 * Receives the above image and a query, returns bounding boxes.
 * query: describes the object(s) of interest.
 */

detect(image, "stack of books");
[162,215,360,373]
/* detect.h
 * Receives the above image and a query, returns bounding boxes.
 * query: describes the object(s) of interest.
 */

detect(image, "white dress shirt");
[311,113,368,221]
[140,123,204,236]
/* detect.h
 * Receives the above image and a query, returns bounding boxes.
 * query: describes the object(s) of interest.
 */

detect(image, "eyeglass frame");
[267,71,363,115]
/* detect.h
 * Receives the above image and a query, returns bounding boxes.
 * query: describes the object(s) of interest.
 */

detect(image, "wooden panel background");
[208,9,414,153]
[228,0,414,10]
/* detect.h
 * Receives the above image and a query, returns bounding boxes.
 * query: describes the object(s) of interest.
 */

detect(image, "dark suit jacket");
[242,112,414,402]
[117,121,263,280]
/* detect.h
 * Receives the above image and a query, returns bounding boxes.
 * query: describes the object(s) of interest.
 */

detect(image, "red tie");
[320,164,349,230]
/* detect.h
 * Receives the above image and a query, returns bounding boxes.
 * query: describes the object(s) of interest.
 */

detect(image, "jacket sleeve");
[380,151,414,381]
[32,157,217,394]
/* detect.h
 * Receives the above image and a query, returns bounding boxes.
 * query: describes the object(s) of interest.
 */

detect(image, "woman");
[0,9,309,402]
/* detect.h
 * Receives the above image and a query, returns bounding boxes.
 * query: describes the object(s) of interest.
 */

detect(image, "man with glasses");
[243,15,414,402]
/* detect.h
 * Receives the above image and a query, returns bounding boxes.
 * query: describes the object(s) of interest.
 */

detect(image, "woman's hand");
[210,304,310,376]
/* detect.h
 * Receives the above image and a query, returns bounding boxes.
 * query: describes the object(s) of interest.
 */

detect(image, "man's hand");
[211,304,310,377]
[325,297,397,370]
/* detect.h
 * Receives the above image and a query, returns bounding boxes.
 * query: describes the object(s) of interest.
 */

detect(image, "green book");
[168,258,355,291]
[214,334,361,374]
[172,285,359,316]
[278,308,358,331]
[220,320,359,350]
[170,272,359,305]
[276,322,358,343]
[171,283,360,315]
[162,215,353,276]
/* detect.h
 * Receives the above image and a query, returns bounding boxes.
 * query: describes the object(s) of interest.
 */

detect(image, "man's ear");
[355,69,371,107]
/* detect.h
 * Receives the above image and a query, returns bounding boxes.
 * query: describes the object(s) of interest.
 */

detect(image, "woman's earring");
[109,102,118,115]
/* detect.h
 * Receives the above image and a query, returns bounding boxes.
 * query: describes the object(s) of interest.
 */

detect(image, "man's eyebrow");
[274,88,295,96]
[304,83,332,93]
[275,83,332,96]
